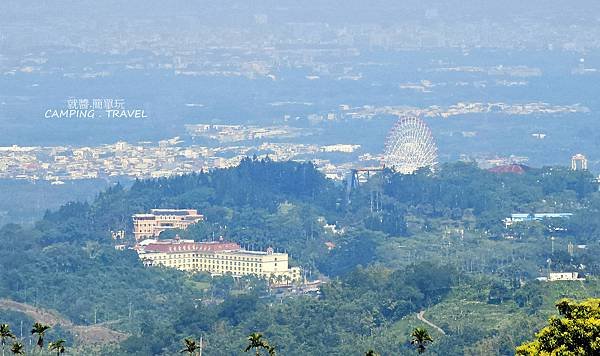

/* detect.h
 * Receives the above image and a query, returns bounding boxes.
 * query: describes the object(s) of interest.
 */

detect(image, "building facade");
[132,209,204,241]
[136,237,302,284]
[548,272,585,281]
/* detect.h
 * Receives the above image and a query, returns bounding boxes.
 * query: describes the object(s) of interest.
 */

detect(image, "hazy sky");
[4,0,600,25]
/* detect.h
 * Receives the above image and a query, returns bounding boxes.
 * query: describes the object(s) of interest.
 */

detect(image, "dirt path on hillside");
[0,299,128,345]
[417,310,446,335]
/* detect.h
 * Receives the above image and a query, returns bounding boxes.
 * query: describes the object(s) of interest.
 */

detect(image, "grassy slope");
[386,278,600,355]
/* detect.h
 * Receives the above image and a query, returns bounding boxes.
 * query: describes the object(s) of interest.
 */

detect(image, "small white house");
[548,272,585,282]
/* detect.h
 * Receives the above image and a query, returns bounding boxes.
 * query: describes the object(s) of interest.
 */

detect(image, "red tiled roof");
[142,241,241,253]
[488,164,530,174]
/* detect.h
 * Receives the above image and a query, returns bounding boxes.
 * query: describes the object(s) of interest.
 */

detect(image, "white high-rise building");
[571,154,588,171]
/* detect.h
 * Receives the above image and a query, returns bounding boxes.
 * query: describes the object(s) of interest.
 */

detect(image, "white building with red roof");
[135,236,301,285]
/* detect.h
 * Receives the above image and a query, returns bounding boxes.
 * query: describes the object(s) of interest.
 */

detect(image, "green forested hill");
[1,158,599,355]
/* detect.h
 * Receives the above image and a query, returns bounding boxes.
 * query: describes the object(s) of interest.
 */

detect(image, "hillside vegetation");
[1,158,599,355]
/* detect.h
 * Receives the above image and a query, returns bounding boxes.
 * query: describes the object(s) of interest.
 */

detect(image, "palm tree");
[31,322,51,353]
[411,327,433,354]
[180,337,200,355]
[244,332,275,356]
[9,342,24,355]
[48,339,66,356]
[0,324,16,356]
[365,350,380,356]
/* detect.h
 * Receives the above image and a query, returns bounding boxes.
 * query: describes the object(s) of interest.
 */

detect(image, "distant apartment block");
[504,213,572,227]
[320,144,360,153]
[132,209,204,241]
[136,237,302,284]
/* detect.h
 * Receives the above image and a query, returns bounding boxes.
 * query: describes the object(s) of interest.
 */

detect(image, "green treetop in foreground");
[0,324,15,356]
[244,333,275,356]
[411,327,434,354]
[48,339,66,356]
[30,322,51,352]
[517,298,600,355]
[180,337,201,355]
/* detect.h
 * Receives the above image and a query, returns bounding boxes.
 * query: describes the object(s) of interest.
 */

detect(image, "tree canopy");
[517,298,600,355]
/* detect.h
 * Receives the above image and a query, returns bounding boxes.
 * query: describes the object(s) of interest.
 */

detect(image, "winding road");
[417,310,446,335]
[0,299,127,345]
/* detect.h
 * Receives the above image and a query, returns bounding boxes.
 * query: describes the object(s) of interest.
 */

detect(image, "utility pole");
[199,335,203,356]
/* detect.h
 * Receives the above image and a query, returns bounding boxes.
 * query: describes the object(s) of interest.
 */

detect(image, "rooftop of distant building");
[138,238,241,254]
[136,237,287,256]
[488,164,530,174]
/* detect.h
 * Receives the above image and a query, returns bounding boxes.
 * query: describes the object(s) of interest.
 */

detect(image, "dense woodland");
[1,158,600,355]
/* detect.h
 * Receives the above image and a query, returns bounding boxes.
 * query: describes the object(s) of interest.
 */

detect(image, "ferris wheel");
[382,116,438,174]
